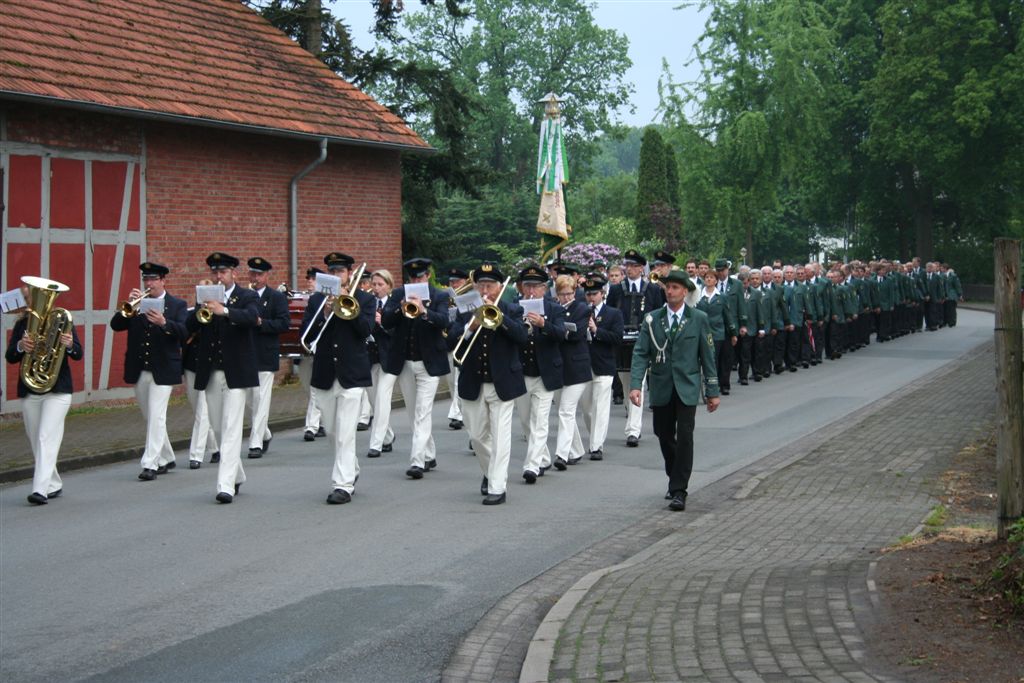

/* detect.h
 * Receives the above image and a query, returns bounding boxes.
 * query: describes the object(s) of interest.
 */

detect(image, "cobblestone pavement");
[444,343,994,683]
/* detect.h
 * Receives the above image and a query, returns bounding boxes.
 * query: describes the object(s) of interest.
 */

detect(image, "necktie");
[631,282,637,294]
[377,299,384,311]
[670,313,680,334]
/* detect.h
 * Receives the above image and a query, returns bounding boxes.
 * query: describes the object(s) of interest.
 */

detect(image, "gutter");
[289,138,328,291]
[0,91,436,155]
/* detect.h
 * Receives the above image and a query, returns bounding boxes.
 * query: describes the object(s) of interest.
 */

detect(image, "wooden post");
[994,238,1023,539]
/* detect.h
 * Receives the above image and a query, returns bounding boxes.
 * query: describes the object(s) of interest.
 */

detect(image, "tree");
[635,126,669,240]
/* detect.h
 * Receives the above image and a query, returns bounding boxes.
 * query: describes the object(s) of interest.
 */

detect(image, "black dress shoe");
[523,470,537,484]
[480,477,489,495]
[215,492,233,504]
[425,458,437,471]
[613,396,623,405]
[189,461,201,470]
[449,418,463,430]
[382,442,393,453]
[262,438,272,454]
[740,378,749,386]
[538,466,548,476]
[138,469,157,481]
[482,492,506,505]
[304,430,316,441]
[567,456,581,465]
[789,366,798,373]
[406,466,424,480]
[753,375,762,382]
[554,457,568,471]
[802,362,810,369]
[664,491,672,500]
[247,447,263,459]
[721,388,730,395]
[357,422,370,432]
[234,483,241,495]
[27,492,48,505]
[589,449,603,461]
[367,449,381,458]
[164,461,177,471]
[315,426,326,438]
[468,439,474,452]
[47,489,62,499]
[668,493,687,511]
[326,489,352,505]
[155,465,168,475]
[210,452,221,463]
[626,435,639,447]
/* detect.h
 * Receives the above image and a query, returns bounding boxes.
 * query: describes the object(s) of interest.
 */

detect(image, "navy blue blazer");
[520,297,567,392]
[606,280,665,330]
[6,317,84,397]
[301,289,374,390]
[588,303,623,377]
[252,286,290,372]
[451,301,528,401]
[380,285,451,377]
[559,299,593,386]
[109,293,188,385]
[367,296,392,366]
[185,285,260,390]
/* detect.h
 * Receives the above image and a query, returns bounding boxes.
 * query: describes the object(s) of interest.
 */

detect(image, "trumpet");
[452,276,511,366]
[402,299,424,319]
[196,304,214,324]
[118,288,152,317]
[649,271,661,284]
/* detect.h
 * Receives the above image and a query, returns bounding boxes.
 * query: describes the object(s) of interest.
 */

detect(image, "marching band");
[5,250,964,508]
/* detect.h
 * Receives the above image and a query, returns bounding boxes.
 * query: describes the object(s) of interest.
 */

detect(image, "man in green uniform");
[629,270,719,511]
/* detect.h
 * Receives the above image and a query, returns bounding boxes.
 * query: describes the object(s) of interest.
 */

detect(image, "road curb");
[515,342,989,683]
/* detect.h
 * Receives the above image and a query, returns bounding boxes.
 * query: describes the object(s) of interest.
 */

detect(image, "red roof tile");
[0,0,430,150]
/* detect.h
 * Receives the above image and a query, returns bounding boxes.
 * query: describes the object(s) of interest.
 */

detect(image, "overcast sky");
[327,0,709,128]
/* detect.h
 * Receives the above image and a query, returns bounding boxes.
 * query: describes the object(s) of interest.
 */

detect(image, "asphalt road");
[0,309,992,682]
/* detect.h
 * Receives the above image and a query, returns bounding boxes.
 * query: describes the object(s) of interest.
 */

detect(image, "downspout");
[289,138,328,291]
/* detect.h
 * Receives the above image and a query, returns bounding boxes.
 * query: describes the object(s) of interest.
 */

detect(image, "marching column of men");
[9,246,962,511]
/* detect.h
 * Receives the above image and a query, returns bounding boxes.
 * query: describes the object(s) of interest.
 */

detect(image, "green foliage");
[635,127,670,240]
[567,172,637,236]
[987,518,1024,614]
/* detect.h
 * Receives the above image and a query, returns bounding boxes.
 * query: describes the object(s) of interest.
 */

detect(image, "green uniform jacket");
[721,276,747,330]
[947,272,962,299]
[841,283,859,318]
[743,287,765,336]
[812,277,830,321]
[630,305,720,406]
[695,290,736,340]
[827,281,844,320]
[799,281,817,321]
[877,275,896,311]
[764,284,789,329]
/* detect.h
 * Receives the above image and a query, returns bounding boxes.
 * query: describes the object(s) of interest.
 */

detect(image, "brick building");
[0,0,430,413]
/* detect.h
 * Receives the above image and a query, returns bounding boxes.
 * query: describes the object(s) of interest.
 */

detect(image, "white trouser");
[365,364,393,445]
[359,388,372,423]
[368,370,398,450]
[185,369,218,461]
[205,370,247,495]
[396,361,439,467]
[580,374,613,452]
[555,382,587,461]
[21,392,69,496]
[312,381,362,493]
[446,353,462,420]
[514,375,554,473]
[463,383,514,495]
[298,359,320,432]
[135,371,175,469]
[246,370,274,450]
[618,371,645,437]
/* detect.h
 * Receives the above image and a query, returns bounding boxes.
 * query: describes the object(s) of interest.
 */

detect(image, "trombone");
[301,263,366,354]
[118,288,152,317]
[452,276,511,366]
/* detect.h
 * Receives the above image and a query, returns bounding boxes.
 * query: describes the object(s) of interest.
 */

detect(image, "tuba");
[19,276,74,393]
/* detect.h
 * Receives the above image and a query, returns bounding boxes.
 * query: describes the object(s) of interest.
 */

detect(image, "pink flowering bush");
[560,242,621,268]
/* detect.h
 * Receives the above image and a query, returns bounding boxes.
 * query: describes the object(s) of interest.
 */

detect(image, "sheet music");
[0,288,27,313]
[520,298,545,317]
[196,284,226,304]
[138,298,164,314]
[314,273,341,296]
[455,291,483,314]
[404,282,430,302]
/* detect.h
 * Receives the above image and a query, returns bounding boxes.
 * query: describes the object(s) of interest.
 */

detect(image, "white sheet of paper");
[404,282,430,302]
[314,273,341,296]
[520,298,545,317]
[0,288,27,313]
[138,298,164,314]
[455,291,483,314]
[564,322,577,333]
[196,284,226,304]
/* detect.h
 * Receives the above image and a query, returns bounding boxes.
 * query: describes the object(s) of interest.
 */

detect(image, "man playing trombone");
[450,264,528,505]
[109,262,188,481]
[375,258,451,480]
[300,252,374,505]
